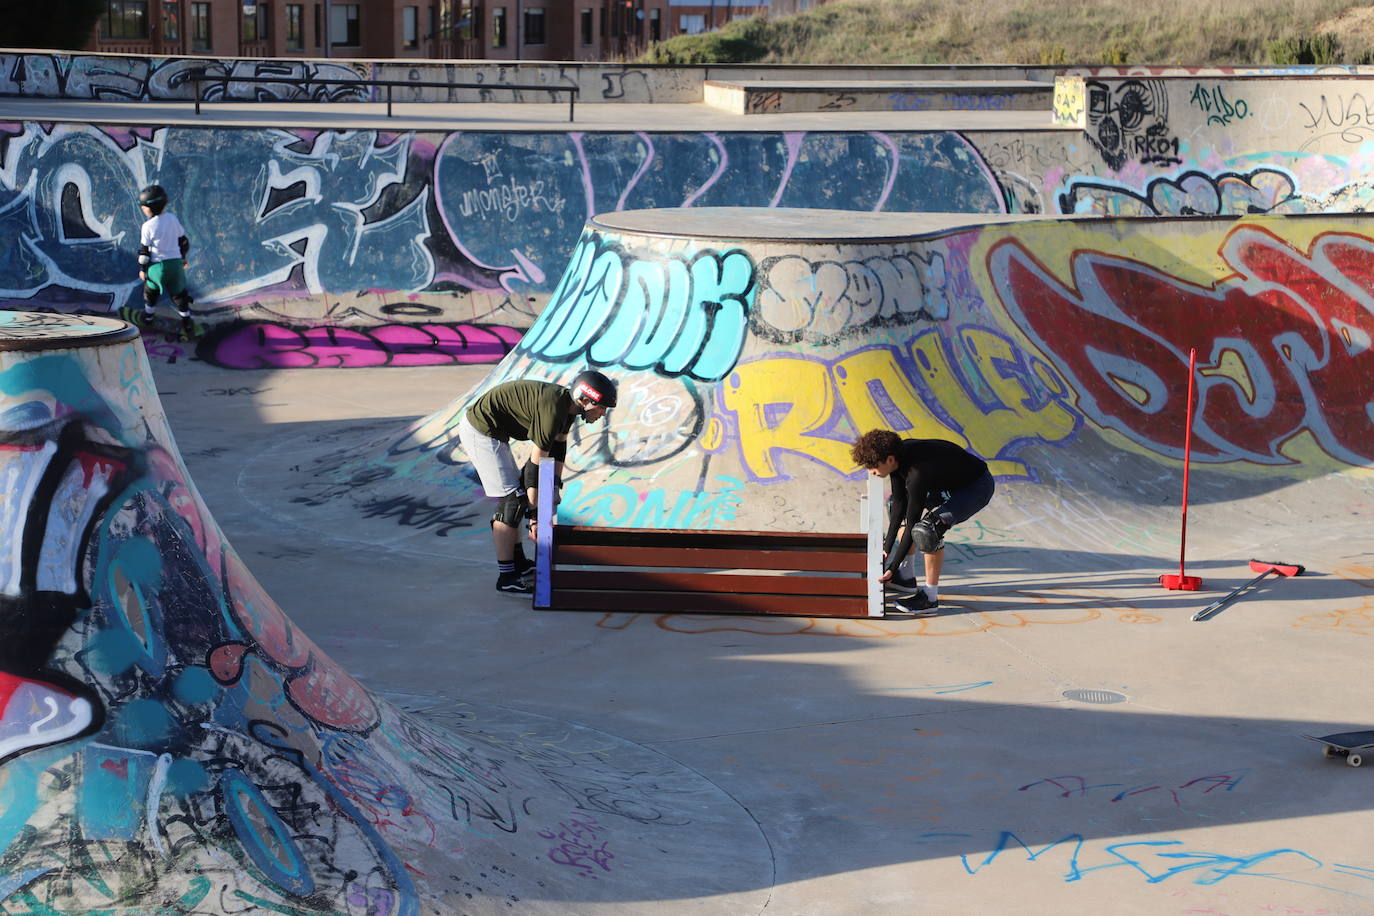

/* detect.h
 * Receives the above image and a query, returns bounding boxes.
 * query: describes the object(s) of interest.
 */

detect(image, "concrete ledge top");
[0,311,137,351]
[705,79,1052,90]
[1,97,1068,132]
[589,207,1050,242]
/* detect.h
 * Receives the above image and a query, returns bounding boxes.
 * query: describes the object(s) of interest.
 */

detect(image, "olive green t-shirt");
[465,380,573,460]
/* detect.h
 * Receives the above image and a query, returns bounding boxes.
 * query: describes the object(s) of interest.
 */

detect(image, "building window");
[456,0,475,38]
[649,6,659,40]
[679,13,704,33]
[161,0,181,40]
[330,2,360,45]
[523,6,543,44]
[286,2,303,47]
[314,3,321,45]
[579,7,591,44]
[491,5,505,46]
[403,6,418,46]
[103,0,149,39]
[242,0,258,40]
[190,1,211,47]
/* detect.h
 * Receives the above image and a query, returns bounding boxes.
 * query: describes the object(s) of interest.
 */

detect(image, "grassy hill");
[638,0,1374,66]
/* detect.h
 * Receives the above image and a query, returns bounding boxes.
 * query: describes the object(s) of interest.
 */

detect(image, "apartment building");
[83,0,774,60]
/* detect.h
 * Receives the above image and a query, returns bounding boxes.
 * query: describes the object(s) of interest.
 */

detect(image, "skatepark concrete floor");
[149,349,1374,915]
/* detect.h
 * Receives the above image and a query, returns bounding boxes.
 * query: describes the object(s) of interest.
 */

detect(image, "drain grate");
[1063,688,1127,704]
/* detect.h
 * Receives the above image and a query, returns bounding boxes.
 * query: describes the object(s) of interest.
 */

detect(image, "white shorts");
[458,412,520,498]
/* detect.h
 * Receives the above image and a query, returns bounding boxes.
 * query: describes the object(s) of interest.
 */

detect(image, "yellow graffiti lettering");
[723,357,854,480]
[832,347,961,442]
[911,329,1077,478]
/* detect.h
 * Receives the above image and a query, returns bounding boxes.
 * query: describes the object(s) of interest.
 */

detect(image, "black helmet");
[571,369,617,408]
[138,184,168,211]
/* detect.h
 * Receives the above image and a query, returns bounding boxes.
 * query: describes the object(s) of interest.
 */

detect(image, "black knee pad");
[143,285,159,307]
[492,490,529,527]
[171,291,193,311]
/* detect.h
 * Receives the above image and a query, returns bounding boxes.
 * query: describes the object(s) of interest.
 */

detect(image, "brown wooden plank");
[556,543,866,573]
[555,569,866,596]
[548,588,869,617]
[555,526,864,551]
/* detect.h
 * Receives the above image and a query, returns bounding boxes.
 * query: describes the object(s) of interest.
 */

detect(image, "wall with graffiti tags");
[0,314,768,910]
[281,207,1374,548]
[0,51,1054,103]
[11,114,1374,350]
[12,72,1374,369]
[0,120,1023,337]
[0,52,705,102]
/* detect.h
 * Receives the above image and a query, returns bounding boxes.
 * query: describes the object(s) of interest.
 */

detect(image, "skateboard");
[120,307,202,342]
[1301,730,1374,767]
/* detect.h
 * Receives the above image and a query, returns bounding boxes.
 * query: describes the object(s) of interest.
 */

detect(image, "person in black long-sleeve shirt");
[851,429,996,612]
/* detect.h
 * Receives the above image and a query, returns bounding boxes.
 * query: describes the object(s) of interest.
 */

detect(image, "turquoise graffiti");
[519,231,757,382]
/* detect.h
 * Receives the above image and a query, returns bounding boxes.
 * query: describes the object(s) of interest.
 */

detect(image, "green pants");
[145,259,187,298]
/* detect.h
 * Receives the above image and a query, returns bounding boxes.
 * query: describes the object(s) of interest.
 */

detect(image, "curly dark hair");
[850,429,901,468]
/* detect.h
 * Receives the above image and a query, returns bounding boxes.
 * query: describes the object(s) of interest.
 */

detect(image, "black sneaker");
[894,591,939,613]
[513,554,536,578]
[496,572,532,594]
[120,305,154,327]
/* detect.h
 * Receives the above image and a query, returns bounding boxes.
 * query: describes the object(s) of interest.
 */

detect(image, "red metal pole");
[1161,348,1202,590]
[1177,346,1196,580]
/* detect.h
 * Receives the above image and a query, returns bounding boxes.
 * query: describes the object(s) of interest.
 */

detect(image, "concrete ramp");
[0,312,770,912]
[277,207,1371,580]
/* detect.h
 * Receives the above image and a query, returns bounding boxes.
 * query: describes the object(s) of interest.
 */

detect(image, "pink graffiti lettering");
[205,322,523,369]
[539,815,614,878]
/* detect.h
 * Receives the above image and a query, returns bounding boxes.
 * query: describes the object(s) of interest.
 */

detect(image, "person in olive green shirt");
[458,370,618,594]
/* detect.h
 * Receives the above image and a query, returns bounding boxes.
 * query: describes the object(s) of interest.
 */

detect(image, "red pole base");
[1160,574,1204,591]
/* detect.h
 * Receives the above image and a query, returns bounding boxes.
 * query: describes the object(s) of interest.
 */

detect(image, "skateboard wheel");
[1322,745,1339,758]
[1348,753,1363,768]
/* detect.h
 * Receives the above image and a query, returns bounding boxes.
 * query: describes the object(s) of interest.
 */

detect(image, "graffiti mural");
[273,209,1374,549]
[517,231,755,382]
[0,52,710,104]
[1058,168,1304,216]
[0,318,768,909]
[1085,78,1180,170]
[0,54,371,101]
[0,121,1010,331]
[987,221,1374,468]
[197,320,523,369]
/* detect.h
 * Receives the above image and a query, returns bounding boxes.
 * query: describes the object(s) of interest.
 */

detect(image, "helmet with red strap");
[571,370,617,408]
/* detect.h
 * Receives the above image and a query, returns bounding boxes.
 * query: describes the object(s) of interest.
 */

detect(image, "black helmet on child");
[138,185,169,211]
[571,370,617,408]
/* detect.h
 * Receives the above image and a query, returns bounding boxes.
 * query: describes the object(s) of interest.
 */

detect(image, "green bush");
[1101,40,1131,65]
[1266,32,1342,65]
[642,16,773,64]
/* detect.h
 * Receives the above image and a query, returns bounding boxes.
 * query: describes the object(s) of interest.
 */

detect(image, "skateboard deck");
[1301,730,1374,767]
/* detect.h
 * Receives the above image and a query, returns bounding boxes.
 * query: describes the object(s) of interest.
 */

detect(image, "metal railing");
[190,75,578,122]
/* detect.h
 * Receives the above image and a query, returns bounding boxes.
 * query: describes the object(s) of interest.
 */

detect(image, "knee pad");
[143,285,159,307]
[911,517,948,553]
[171,291,193,311]
[492,490,530,528]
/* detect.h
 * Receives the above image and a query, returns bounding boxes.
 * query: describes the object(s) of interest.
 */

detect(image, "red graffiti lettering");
[990,225,1374,466]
